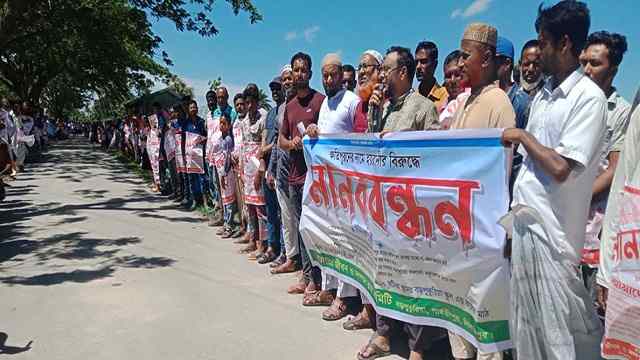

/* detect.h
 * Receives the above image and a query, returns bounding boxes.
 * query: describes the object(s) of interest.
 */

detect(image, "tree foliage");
[167,75,194,98]
[258,88,272,111]
[208,77,223,91]
[0,0,261,118]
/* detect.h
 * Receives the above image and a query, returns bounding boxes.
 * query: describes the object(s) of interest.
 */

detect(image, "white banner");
[300,130,512,352]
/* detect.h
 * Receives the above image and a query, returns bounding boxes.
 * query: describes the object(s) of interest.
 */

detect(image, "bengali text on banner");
[300,129,513,353]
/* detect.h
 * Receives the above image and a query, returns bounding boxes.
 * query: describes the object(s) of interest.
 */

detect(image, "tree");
[208,77,223,91]
[0,0,261,113]
[167,75,194,98]
[258,88,272,111]
[40,75,92,120]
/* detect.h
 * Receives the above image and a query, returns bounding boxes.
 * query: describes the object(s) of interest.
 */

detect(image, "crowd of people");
[21,0,640,358]
[0,99,75,200]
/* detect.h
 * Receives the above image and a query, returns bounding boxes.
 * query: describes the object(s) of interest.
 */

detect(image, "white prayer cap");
[322,53,342,68]
[280,64,292,76]
[361,49,383,65]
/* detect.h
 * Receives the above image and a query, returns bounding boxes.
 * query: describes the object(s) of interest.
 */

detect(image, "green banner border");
[310,250,510,343]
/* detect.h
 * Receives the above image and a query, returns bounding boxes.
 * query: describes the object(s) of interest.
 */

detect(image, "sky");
[150,0,639,111]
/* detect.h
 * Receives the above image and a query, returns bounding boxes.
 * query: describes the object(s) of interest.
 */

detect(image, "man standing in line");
[342,64,357,91]
[578,31,630,305]
[502,1,606,358]
[505,40,545,191]
[278,52,325,299]
[447,23,515,360]
[305,53,360,315]
[232,93,248,241]
[270,65,301,273]
[415,41,448,113]
[239,85,268,260]
[213,86,239,234]
[204,90,223,226]
[359,46,441,360]
[439,50,469,129]
[256,76,286,264]
[495,36,515,95]
[182,100,207,211]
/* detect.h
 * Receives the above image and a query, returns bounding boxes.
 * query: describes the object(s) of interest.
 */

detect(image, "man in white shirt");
[502,1,606,359]
[306,53,360,316]
[578,31,631,305]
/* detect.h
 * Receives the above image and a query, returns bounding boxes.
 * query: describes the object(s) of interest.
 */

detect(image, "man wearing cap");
[502,1,606,358]
[359,46,442,360]
[495,36,515,94]
[353,49,383,133]
[415,41,448,113]
[305,53,360,313]
[450,23,515,131]
[270,65,302,273]
[447,23,515,360]
[256,76,286,264]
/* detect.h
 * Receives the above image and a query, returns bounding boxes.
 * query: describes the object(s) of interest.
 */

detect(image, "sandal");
[247,251,264,261]
[287,281,308,295]
[343,314,373,330]
[257,251,278,264]
[239,244,257,254]
[269,255,286,268]
[302,290,334,307]
[234,233,251,244]
[322,300,349,321]
[233,237,249,244]
[357,335,391,360]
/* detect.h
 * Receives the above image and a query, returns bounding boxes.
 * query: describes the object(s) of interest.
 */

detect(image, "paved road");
[0,139,452,359]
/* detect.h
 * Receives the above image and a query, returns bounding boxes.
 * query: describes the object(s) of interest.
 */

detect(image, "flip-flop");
[302,291,334,307]
[322,302,349,321]
[356,336,391,360]
[239,246,256,254]
[343,315,373,331]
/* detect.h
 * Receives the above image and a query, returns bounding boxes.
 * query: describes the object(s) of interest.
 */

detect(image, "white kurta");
[510,68,608,360]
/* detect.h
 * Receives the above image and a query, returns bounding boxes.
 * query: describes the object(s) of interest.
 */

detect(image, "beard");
[324,85,341,98]
[294,80,308,90]
[358,81,376,102]
[521,75,542,92]
[357,73,380,103]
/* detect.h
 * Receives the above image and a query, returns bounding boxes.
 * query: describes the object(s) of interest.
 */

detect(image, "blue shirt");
[182,116,206,136]
[507,85,533,130]
[507,85,535,196]
[213,105,237,125]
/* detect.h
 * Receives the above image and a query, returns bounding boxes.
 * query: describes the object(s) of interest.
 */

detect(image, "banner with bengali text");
[146,130,161,184]
[300,129,512,352]
[184,132,205,174]
[175,132,185,173]
[602,184,640,360]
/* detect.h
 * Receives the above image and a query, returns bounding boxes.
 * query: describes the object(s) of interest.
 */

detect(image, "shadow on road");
[0,139,182,287]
